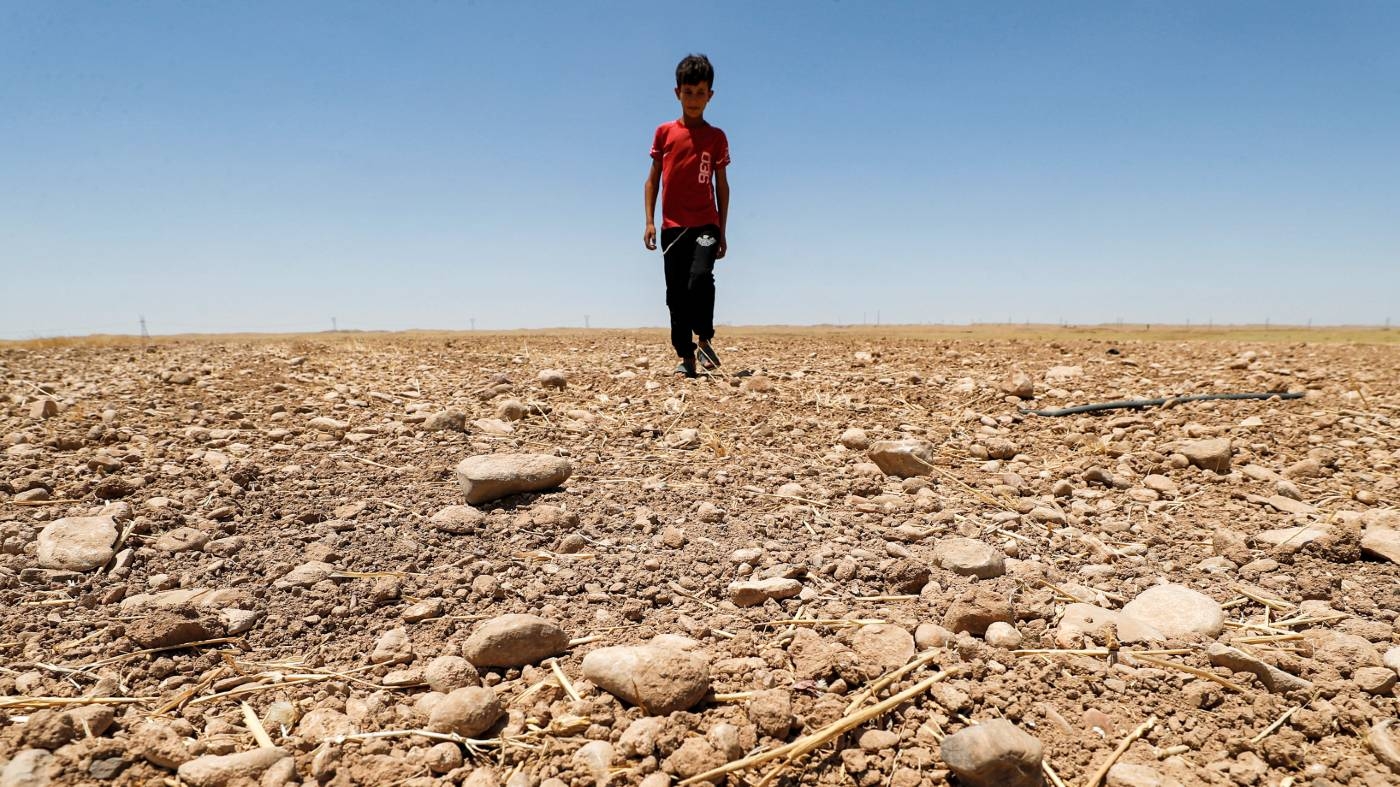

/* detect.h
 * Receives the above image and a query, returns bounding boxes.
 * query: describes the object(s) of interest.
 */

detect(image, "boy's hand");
[717,234,726,260]
[644,223,657,250]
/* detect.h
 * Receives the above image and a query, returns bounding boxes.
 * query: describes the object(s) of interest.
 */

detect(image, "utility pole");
[139,315,149,352]
[331,317,337,332]
[470,317,476,331]
[584,315,590,329]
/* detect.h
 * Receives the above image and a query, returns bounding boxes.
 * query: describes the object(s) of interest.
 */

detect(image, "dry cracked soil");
[2,328,1398,787]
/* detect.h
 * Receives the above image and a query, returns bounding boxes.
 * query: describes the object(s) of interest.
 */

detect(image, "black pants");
[661,224,720,358]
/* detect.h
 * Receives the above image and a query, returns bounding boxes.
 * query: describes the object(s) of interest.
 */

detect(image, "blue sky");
[2,1,1397,337]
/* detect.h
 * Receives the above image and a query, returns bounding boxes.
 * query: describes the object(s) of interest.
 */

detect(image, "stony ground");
[2,329,1398,787]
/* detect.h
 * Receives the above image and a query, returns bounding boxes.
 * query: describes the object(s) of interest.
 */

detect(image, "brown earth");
[1,328,1397,786]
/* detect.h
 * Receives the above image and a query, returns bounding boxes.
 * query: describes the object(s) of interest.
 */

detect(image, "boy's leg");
[661,227,696,359]
[687,224,721,349]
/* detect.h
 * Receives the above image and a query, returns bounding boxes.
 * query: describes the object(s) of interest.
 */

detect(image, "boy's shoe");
[697,343,721,371]
[674,358,697,378]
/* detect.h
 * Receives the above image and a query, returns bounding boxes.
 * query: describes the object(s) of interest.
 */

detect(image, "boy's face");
[674,81,713,120]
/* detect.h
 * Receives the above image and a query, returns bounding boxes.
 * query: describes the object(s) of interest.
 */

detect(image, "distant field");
[3,323,1396,349]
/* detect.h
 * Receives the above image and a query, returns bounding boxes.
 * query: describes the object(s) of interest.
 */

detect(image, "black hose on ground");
[1019,391,1304,417]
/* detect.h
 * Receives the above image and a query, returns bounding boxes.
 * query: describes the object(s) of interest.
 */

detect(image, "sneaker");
[674,358,697,378]
[697,343,721,371]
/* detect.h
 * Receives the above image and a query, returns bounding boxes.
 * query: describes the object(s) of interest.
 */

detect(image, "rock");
[277,561,335,588]
[885,559,931,594]
[740,375,774,393]
[1367,721,1400,775]
[1142,474,1178,496]
[1000,370,1035,399]
[943,588,1013,637]
[370,627,413,665]
[727,578,802,607]
[422,411,467,432]
[1212,529,1251,564]
[572,741,614,784]
[20,710,80,750]
[663,738,725,781]
[454,453,573,504]
[839,428,870,450]
[581,635,711,715]
[984,622,1023,649]
[425,741,463,774]
[667,428,701,449]
[130,721,196,769]
[92,475,139,499]
[1056,603,1164,648]
[1205,643,1313,694]
[617,717,662,758]
[1354,666,1397,695]
[308,416,348,434]
[297,708,355,741]
[748,689,792,739]
[128,609,216,649]
[153,527,209,553]
[1362,526,1400,564]
[402,598,443,622]
[424,655,480,692]
[473,418,515,435]
[850,624,915,678]
[496,399,528,421]
[915,623,955,650]
[934,537,1005,579]
[35,516,117,571]
[1384,646,1400,676]
[1254,525,1329,550]
[29,399,59,419]
[1107,763,1184,787]
[859,729,901,751]
[1178,438,1231,473]
[461,614,569,667]
[176,748,289,787]
[88,757,126,780]
[430,505,485,534]
[1122,584,1223,639]
[1044,365,1083,384]
[428,687,504,737]
[1,749,52,787]
[1306,631,1382,674]
[984,438,1018,460]
[867,439,936,478]
[940,719,1043,787]
[538,369,567,389]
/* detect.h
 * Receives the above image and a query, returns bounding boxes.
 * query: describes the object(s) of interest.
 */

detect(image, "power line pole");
[470,317,476,331]
[139,315,149,352]
[584,315,590,329]
[331,317,337,332]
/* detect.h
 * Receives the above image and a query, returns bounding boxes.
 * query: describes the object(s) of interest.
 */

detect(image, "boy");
[644,53,730,378]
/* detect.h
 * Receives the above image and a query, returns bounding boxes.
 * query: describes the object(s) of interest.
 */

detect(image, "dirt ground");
[2,327,1398,787]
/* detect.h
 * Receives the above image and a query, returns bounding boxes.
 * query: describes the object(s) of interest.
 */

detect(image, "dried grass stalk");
[1083,714,1157,787]
[678,667,960,786]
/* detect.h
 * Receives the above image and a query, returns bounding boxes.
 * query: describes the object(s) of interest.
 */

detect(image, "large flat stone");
[454,454,573,504]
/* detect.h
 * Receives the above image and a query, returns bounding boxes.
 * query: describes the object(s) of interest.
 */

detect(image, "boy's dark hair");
[676,54,714,87]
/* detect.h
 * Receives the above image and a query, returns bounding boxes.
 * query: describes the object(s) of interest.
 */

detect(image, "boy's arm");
[714,167,729,259]
[644,159,662,250]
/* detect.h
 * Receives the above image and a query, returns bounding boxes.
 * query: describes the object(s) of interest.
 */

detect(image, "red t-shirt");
[651,119,730,229]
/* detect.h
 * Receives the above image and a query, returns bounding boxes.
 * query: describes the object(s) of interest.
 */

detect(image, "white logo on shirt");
[699,152,712,184]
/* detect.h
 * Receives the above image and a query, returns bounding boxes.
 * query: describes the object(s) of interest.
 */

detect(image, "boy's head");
[676,54,714,88]
[674,53,714,121]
